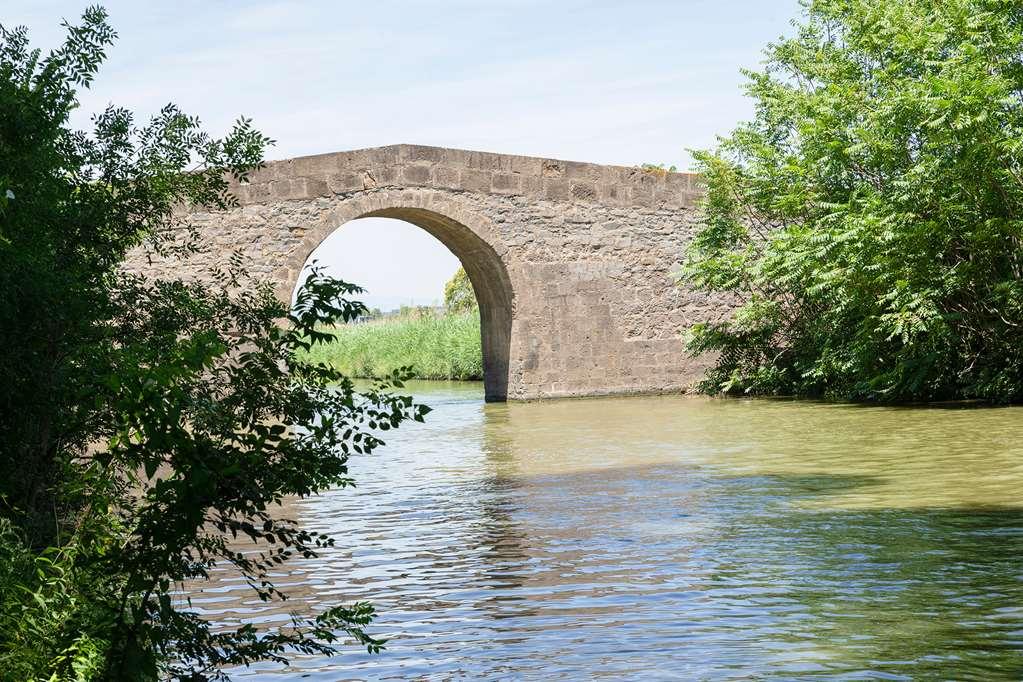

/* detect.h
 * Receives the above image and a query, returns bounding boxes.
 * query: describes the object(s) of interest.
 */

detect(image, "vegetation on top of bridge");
[682,0,1023,403]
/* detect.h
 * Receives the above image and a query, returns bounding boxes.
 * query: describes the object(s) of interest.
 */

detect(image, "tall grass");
[301,311,483,380]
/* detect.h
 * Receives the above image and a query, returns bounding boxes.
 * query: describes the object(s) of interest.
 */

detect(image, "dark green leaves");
[682,0,1023,402]
[0,8,426,679]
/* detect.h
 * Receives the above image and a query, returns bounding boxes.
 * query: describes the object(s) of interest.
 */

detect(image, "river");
[198,381,1023,680]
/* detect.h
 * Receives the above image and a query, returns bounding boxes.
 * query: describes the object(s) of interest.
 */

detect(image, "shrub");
[0,8,428,678]
[682,0,1023,402]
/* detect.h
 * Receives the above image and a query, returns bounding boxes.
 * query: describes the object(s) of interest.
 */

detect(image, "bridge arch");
[276,190,515,402]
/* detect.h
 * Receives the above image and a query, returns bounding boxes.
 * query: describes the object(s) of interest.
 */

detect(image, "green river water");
[197,381,1023,680]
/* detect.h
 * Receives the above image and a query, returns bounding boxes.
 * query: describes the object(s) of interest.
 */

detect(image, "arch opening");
[288,204,513,402]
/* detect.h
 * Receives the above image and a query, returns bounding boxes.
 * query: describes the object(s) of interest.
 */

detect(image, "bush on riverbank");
[303,311,483,380]
[682,0,1023,403]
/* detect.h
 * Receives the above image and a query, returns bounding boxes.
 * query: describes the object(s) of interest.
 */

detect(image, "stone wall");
[126,144,732,401]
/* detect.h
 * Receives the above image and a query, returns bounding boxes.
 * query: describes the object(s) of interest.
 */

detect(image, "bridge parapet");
[230,144,702,210]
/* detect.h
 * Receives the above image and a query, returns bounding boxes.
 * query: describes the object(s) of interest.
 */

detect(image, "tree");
[682,0,1023,402]
[443,266,477,314]
[0,7,427,678]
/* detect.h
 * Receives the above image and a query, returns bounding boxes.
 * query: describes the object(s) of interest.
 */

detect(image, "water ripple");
[187,384,1023,680]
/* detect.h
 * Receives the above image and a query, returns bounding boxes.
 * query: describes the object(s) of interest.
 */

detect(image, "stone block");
[366,146,402,166]
[510,155,542,176]
[296,178,329,198]
[434,166,460,189]
[269,179,294,200]
[543,178,570,201]
[463,151,511,172]
[334,150,370,171]
[286,153,339,178]
[401,164,432,185]
[442,148,472,167]
[399,144,446,164]
[599,166,625,185]
[564,161,600,182]
[664,173,691,194]
[460,168,491,193]
[597,183,625,204]
[370,165,399,185]
[326,172,364,193]
[491,173,521,194]
[338,146,400,171]
[520,176,544,196]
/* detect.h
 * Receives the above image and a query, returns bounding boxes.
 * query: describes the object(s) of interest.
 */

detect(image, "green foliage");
[681,0,1023,402]
[639,162,678,175]
[0,518,104,679]
[0,8,428,679]
[301,311,484,381]
[443,266,477,313]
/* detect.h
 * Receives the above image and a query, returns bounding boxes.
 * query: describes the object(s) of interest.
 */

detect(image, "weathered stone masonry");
[127,144,732,401]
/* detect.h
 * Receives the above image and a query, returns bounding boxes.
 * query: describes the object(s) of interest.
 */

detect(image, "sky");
[7,1,802,309]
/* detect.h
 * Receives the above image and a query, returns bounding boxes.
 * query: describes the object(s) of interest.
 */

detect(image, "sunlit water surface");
[195,382,1023,680]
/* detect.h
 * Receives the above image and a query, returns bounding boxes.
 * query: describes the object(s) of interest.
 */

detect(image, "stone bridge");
[131,144,728,401]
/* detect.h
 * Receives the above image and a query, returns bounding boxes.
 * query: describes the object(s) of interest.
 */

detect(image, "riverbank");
[301,311,482,380]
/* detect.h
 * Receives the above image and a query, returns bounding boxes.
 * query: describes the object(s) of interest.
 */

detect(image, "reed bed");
[301,311,483,380]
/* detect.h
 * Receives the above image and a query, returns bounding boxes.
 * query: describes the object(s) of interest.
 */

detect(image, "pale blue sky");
[7,1,801,309]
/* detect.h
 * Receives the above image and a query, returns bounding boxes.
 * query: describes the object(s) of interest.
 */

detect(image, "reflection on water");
[197,382,1023,679]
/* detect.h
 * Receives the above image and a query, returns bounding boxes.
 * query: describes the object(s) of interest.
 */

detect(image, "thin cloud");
[8,0,801,299]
